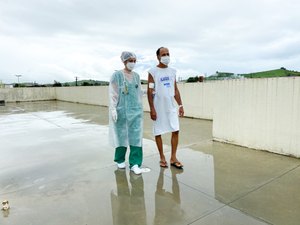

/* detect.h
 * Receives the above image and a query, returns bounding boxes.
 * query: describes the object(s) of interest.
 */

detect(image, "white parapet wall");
[0,87,56,102]
[1,79,299,157]
[0,84,215,119]
[178,82,214,120]
[213,77,300,158]
[54,84,215,120]
[55,86,109,106]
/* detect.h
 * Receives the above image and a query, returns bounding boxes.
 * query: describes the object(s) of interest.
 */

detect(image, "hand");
[111,108,118,122]
[179,106,184,117]
[150,108,157,121]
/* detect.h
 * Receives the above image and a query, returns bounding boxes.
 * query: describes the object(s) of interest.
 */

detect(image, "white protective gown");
[109,70,143,147]
[149,66,179,136]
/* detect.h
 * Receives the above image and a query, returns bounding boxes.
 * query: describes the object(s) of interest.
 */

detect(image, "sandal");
[170,161,183,169]
[159,161,168,168]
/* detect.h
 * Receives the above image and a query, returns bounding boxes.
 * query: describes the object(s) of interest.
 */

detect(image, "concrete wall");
[0,87,56,102]
[179,82,214,120]
[55,86,109,106]
[54,84,215,120]
[213,77,300,158]
[1,78,299,157]
[0,84,215,119]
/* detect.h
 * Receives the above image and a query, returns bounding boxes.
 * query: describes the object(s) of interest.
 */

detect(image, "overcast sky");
[0,0,299,84]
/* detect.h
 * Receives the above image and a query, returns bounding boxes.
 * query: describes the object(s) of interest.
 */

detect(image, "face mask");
[126,62,136,71]
[160,56,170,66]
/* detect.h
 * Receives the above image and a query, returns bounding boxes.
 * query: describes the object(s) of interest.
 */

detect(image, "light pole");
[15,75,22,84]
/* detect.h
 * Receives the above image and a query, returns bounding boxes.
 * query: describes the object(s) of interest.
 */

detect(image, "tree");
[82,81,92,86]
[186,76,199,83]
[53,81,62,87]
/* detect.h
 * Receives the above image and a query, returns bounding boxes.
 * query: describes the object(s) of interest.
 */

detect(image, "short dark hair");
[156,47,164,56]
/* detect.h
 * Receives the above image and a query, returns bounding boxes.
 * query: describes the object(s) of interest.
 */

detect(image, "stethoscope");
[122,72,138,95]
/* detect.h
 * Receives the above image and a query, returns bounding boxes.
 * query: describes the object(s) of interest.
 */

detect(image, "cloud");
[0,0,300,83]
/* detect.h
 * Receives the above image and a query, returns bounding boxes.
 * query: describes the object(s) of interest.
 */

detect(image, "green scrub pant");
[114,146,143,168]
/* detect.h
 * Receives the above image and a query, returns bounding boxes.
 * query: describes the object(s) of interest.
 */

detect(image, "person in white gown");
[147,47,184,169]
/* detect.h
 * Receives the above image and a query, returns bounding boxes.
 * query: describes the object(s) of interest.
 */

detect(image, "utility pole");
[15,75,22,85]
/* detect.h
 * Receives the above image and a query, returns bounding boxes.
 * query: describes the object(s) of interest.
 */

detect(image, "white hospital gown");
[149,66,179,136]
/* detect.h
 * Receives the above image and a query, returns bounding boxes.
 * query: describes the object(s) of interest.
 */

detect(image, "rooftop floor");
[0,101,299,225]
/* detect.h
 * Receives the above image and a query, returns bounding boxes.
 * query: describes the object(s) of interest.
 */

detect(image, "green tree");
[53,81,62,87]
[82,81,92,86]
[186,76,199,82]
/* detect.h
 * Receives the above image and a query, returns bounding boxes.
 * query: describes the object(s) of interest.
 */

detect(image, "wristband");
[179,105,183,108]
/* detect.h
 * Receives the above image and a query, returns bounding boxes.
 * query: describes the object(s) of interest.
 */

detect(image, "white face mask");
[126,62,136,71]
[160,56,170,66]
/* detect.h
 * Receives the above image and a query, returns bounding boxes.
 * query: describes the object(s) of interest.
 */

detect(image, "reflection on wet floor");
[154,167,184,225]
[111,169,147,225]
[1,101,300,225]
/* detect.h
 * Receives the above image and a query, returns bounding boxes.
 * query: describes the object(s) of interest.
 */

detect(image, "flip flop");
[159,161,168,168]
[170,161,183,169]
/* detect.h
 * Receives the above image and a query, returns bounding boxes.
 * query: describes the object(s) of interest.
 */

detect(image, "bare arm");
[174,82,184,117]
[147,73,157,120]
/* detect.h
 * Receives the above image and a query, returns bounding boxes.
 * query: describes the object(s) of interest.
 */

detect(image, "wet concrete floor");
[0,101,299,225]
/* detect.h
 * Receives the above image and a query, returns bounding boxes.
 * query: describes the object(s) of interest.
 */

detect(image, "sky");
[0,0,300,84]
